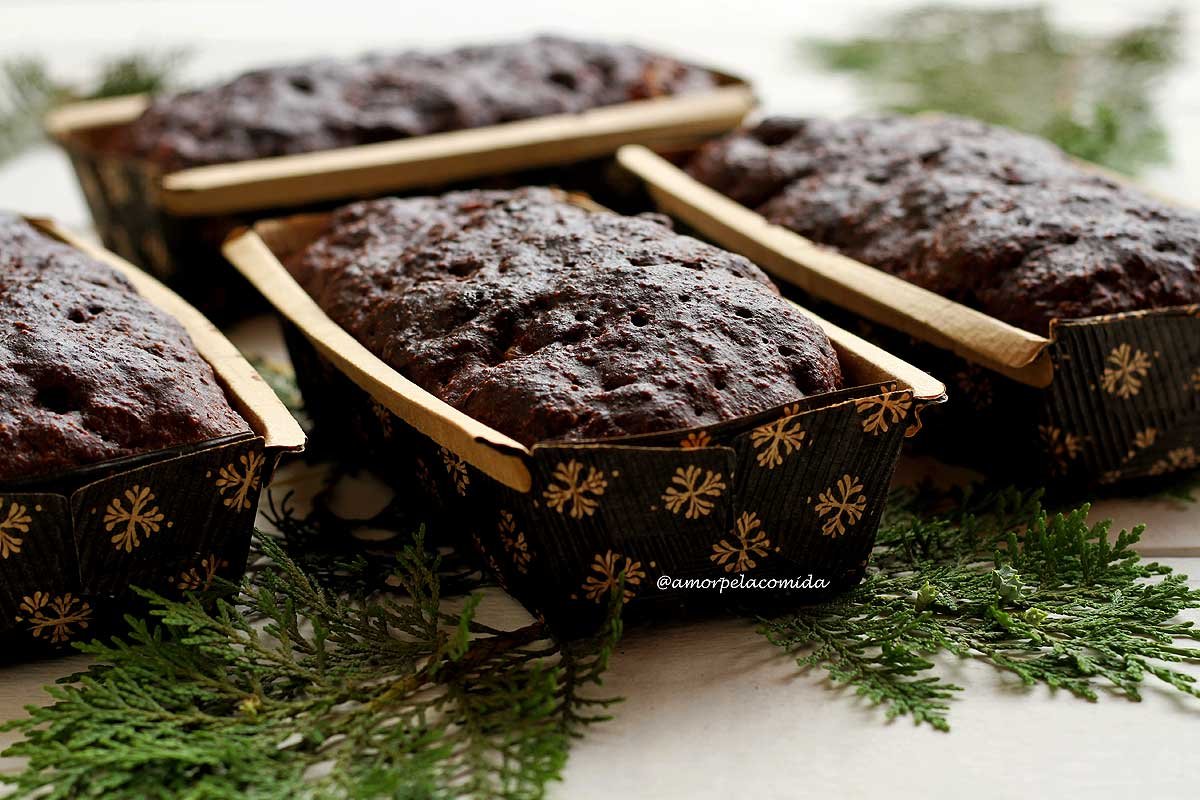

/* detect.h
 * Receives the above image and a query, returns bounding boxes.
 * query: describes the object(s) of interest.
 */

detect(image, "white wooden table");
[2,2,1198,797]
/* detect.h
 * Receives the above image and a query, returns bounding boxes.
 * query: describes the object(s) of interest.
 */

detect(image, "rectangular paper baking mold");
[222,201,946,636]
[616,145,1200,487]
[45,71,754,320]
[0,219,305,658]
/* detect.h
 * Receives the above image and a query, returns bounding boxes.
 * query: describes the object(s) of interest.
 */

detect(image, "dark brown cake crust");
[287,188,843,446]
[685,115,1200,335]
[0,215,249,482]
[122,36,718,171]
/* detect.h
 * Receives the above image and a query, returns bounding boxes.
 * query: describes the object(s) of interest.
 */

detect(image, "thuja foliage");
[249,356,308,428]
[806,5,1182,173]
[762,485,1200,731]
[6,469,1199,798]
[0,50,186,162]
[261,476,482,600]
[1,534,622,799]
[1154,469,1200,506]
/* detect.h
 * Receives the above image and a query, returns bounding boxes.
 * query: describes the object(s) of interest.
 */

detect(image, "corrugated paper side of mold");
[815,307,1200,486]
[1027,308,1199,484]
[44,76,754,321]
[0,434,269,657]
[616,145,1200,488]
[0,219,306,658]
[287,322,925,634]
[225,209,944,637]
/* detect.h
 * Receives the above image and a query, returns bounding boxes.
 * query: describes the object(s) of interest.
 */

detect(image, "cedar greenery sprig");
[249,356,308,428]
[761,485,1200,731]
[805,5,1181,173]
[0,50,186,163]
[261,481,484,599]
[5,473,1198,797]
[1,533,622,800]
[1149,468,1200,506]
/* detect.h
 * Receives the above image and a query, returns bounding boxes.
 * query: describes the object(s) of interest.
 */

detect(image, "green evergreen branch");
[804,5,1182,173]
[761,486,1200,731]
[0,50,186,163]
[260,480,483,600]
[6,467,1199,798]
[248,356,308,426]
[2,534,621,799]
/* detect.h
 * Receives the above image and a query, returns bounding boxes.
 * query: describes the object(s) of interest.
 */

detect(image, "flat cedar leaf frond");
[260,482,484,600]
[1,51,186,163]
[762,485,1200,731]
[7,475,1198,798]
[804,6,1181,173]
[1,532,622,800]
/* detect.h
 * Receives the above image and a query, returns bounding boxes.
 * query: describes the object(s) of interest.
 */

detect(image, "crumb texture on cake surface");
[286,187,844,446]
[0,215,249,482]
[685,115,1200,334]
[122,35,718,170]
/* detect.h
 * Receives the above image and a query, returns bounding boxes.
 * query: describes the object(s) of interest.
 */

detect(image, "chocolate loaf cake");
[287,188,843,446]
[685,115,1200,335]
[0,215,249,482]
[122,36,718,171]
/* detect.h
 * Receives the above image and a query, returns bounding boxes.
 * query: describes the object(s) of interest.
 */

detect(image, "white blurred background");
[1,0,1197,227]
[2,6,1199,798]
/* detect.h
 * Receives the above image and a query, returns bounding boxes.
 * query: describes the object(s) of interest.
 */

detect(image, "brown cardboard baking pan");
[0,218,306,658]
[616,145,1200,488]
[43,70,755,321]
[222,199,946,636]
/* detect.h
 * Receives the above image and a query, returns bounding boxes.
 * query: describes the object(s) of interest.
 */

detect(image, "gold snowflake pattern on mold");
[104,485,167,553]
[18,592,92,644]
[662,465,727,519]
[710,511,771,573]
[0,499,32,559]
[813,474,867,538]
[953,364,995,411]
[215,451,265,511]
[855,386,913,435]
[1122,427,1158,461]
[1150,447,1199,476]
[749,409,807,469]
[1039,425,1084,475]
[497,510,532,574]
[581,550,645,604]
[175,554,228,591]
[543,460,608,519]
[1133,428,1158,450]
[680,431,712,449]
[1100,344,1153,399]
[439,447,471,496]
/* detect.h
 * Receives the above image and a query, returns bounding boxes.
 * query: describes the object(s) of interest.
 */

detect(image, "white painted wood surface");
[1,2,1198,797]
